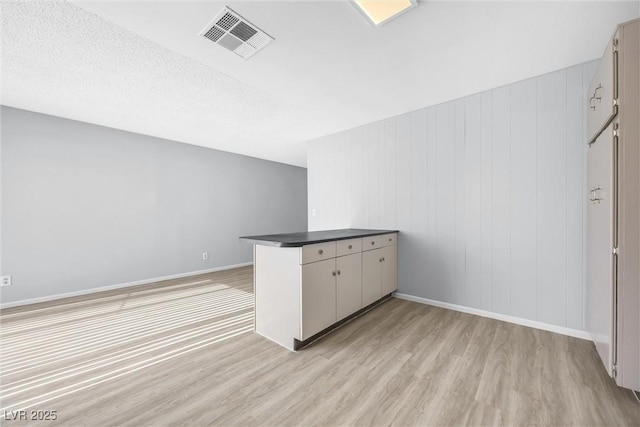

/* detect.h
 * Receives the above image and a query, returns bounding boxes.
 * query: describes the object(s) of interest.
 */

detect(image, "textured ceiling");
[2,1,639,167]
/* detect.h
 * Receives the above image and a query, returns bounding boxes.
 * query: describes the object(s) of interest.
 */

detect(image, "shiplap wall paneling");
[480,92,494,312]
[463,94,483,309]
[509,78,538,321]
[491,85,511,316]
[453,99,466,306]
[307,61,597,330]
[425,108,439,301]
[437,102,457,303]
[537,70,568,326]
[565,65,586,330]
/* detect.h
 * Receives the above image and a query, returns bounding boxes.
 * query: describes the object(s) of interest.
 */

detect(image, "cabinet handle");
[337,270,341,275]
[389,238,392,242]
[332,271,336,276]
[348,245,352,249]
[594,84,603,100]
[589,84,603,110]
[371,241,375,245]
[379,258,383,262]
[318,249,323,255]
[382,257,385,262]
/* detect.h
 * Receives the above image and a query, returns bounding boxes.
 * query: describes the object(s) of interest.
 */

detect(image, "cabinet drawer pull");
[379,258,383,262]
[332,271,336,276]
[337,270,341,275]
[382,257,385,261]
[318,249,324,255]
[389,238,392,242]
[348,245,352,249]
[371,241,375,245]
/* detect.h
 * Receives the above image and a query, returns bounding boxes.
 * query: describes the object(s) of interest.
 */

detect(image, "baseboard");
[393,292,591,341]
[0,262,253,309]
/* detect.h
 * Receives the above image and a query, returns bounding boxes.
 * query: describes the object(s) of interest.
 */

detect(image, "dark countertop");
[239,228,398,247]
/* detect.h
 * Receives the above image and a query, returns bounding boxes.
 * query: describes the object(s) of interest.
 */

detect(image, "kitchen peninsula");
[240,229,398,350]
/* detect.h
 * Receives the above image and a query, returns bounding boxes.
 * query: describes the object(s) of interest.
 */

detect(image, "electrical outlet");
[1,276,11,287]
[202,252,209,261]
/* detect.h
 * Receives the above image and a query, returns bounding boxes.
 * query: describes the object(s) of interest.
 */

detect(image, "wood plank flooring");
[1,266,639,426]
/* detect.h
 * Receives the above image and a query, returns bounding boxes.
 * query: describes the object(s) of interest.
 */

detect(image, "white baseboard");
[0,262,253,309]
[393,292,591,341]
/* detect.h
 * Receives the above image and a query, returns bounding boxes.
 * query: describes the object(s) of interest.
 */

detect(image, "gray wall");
[1,106,307,305]
[308,61,598,331]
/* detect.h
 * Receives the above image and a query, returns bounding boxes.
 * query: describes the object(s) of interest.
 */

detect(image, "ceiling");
[2,1,639,167]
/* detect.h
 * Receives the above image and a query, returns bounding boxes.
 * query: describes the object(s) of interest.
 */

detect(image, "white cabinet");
[301,259,337,340]
[252,231,398,351]
[336,253,362,321]
[586,19,640,392]
[586,123,614,375]
[362,234,398,306]
[301,251,364,338]
[362,249,383,306]
[381,245,398,295]
[587,40,617,141]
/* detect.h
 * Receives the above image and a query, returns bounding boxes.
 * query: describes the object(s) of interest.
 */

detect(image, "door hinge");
[612,364,618,379]
[613,38,619,50]
[613,247,619,255]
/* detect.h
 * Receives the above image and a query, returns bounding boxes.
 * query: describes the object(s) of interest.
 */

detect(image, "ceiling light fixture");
[352,0,417,26]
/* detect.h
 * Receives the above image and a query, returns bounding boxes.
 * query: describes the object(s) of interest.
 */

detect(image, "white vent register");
[200,7,274,59]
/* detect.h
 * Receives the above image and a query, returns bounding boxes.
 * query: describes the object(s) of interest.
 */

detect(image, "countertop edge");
[239,229,399,247]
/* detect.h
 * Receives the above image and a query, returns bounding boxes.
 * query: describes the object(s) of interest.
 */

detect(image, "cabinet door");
[301,259,337,340]
[586,123,615,377]
[587,39,617,142]
[336,253,362,321]
[381,245,398,295]
[362,248,382,306]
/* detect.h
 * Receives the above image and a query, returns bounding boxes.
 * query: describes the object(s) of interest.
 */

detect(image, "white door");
[301,259,337,340]
[586,123,615,377]
[336,253,362,321]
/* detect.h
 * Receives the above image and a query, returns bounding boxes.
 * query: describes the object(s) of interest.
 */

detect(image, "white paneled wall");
[308,61,598,330]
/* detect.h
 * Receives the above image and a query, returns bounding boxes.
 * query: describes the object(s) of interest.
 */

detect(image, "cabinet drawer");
[337,238,362,257]
[380,233,397,247]
[362,236,382,251]
[587,39,617,142]
[301,241,336,265]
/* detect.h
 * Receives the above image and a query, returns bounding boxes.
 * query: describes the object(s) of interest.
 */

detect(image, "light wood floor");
[1,266,638,426]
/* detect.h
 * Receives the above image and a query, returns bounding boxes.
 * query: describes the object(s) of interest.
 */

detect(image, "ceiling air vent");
[200,7,274,60]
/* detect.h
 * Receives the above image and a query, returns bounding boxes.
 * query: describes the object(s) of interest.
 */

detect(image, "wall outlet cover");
[1,276,11,287]
[203,252,209,260]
